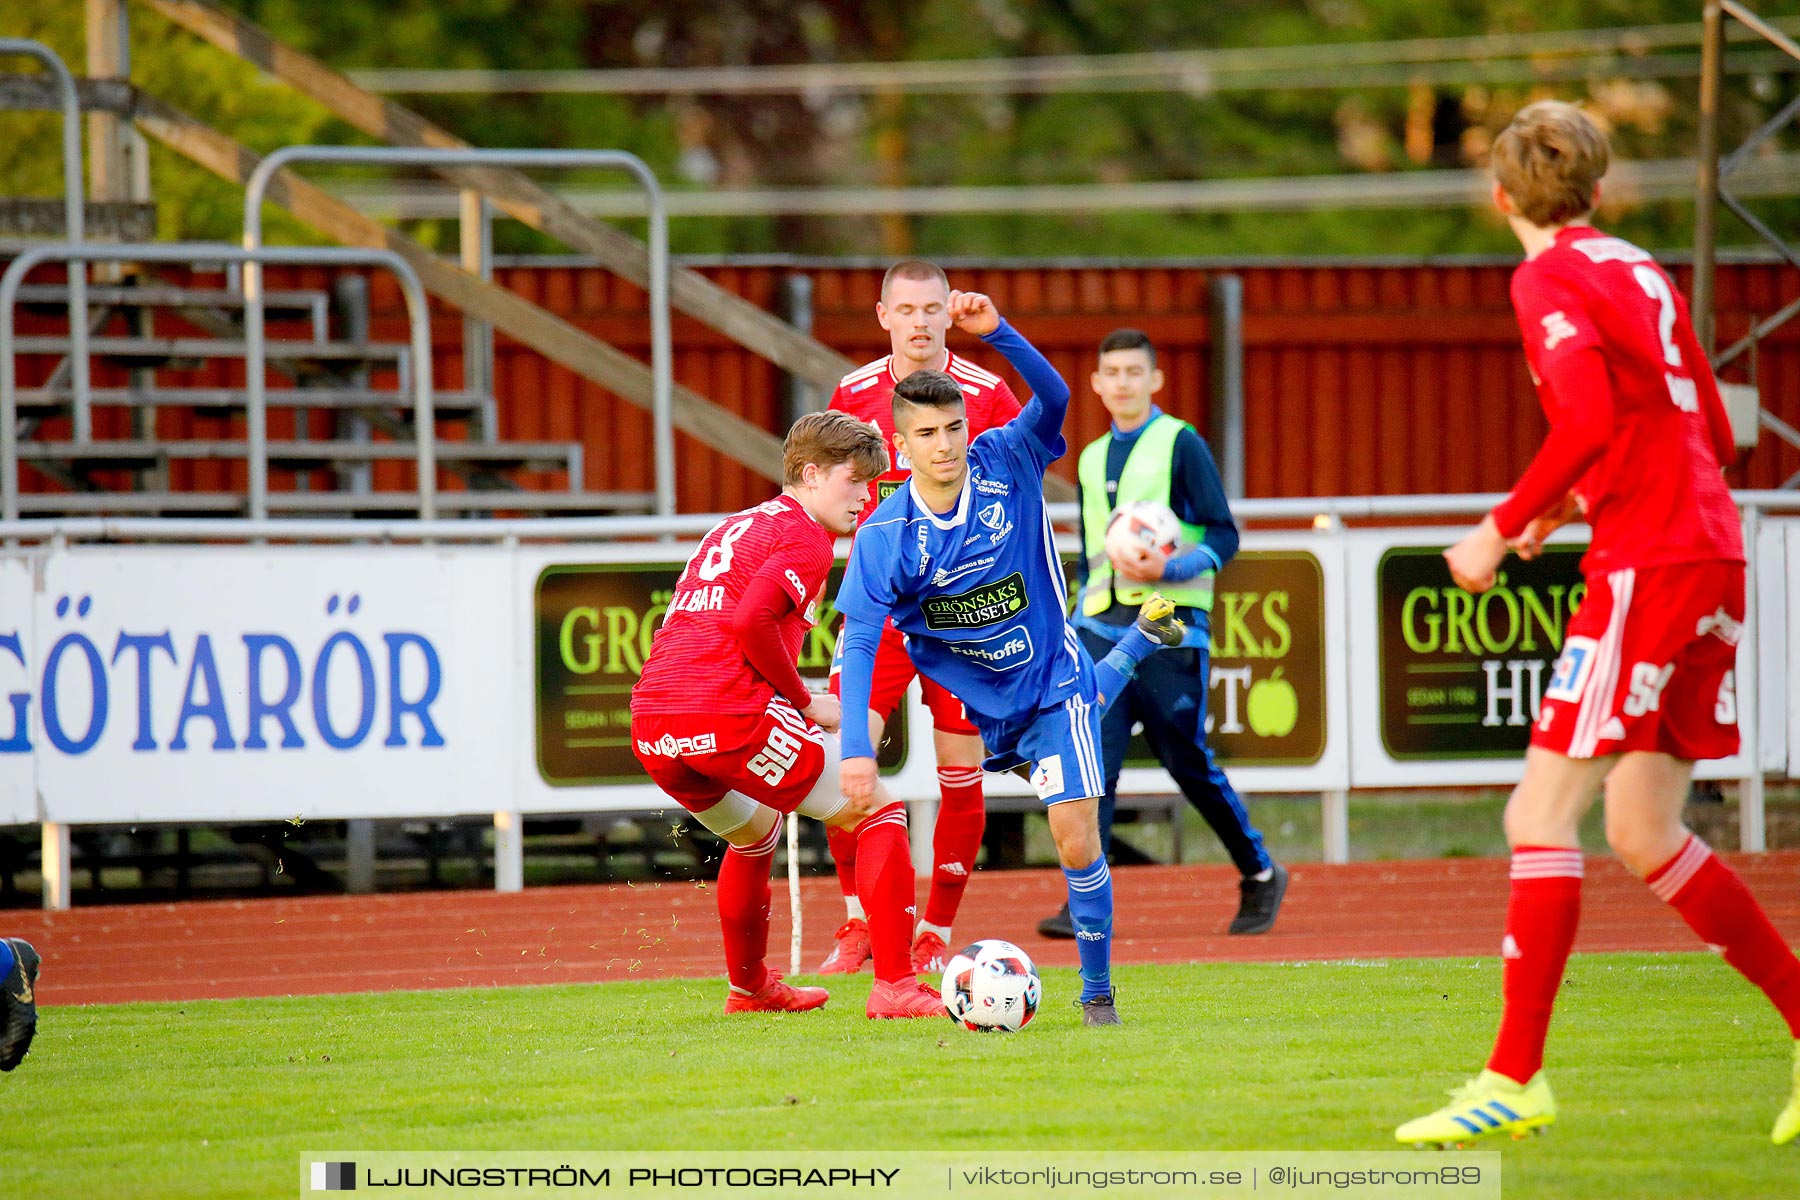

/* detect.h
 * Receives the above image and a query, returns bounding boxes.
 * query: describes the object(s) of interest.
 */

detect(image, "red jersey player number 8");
[700,517,754,582]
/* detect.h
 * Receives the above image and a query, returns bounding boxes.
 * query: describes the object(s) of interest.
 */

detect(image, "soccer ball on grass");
[941,939,1042,1032]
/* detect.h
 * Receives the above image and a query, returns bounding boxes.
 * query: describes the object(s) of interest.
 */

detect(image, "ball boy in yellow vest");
[1037,329,1286,938]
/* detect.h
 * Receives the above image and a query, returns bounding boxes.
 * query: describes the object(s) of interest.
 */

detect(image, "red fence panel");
[13,258,1797,509]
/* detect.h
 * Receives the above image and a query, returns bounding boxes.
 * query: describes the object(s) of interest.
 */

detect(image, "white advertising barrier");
[1347,528,1755,789]
[514,538,976,815]
[1788,521,1800,782]
[5,515,1787,852]
[1758,519,1787,777]
[26,546,514,823]
[0,554,37,825]
[514,533,1351,817]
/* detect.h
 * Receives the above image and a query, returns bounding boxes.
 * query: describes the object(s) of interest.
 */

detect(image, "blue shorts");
[980,695,1106,806]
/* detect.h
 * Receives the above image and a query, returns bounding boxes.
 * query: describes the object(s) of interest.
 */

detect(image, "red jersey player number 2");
[1495,226,1745,763]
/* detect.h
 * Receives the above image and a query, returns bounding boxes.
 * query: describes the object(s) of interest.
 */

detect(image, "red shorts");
[830,621,978,736]
[631,699,831,817]
[1532,562,1743,761]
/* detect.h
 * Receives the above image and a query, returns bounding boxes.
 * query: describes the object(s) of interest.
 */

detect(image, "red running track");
[10,853,1800,1007]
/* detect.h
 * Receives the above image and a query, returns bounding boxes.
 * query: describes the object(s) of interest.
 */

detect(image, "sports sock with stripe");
[1487,846,1583,1084]
[718,820,781,995]
[853,803,917,984]
[1063,854,1114,1001]
[1094,627,1159,714]
[1648,834,1800,1037]
[923,766,985,930]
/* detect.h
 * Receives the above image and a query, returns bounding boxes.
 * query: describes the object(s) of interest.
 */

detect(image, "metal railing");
[242,146,675,516]
[0,39,90,441]
[2,243,433,522]
[4,489,1799,541]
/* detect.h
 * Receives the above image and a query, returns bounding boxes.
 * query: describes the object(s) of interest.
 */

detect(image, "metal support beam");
[780,273,816,428]
[493,810,523,893]
[1694,1,1726,352]
[1322,790,1350,865]
[0,40,89,441]
[1208,274,1246,500]
[459,190,493,440]
[1697,0,1800,360]
[85,0,131,211]
[41,821,71,910]
[344,819,375,893]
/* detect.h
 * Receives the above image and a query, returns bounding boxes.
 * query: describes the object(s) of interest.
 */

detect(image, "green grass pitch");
[4,953,1793,1199]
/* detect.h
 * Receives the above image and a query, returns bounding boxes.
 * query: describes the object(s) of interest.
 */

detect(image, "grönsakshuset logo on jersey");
[1,591,447,759]
[920,571,1028,631]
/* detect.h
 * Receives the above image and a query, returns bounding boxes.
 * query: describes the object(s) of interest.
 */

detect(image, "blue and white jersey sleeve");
[978,319,1069,476]
[836,517,904,628]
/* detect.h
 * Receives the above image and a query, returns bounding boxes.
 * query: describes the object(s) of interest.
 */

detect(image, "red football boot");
[817,919,872,975]
[723,971,829,1015]
[866,978,945,1020]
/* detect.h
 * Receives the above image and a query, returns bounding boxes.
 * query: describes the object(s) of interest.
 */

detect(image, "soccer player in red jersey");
[818,259,1023,978]
[1398,101,1800,1147]
[631,411,943,1019]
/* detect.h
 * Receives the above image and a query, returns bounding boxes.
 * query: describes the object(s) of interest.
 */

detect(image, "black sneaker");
[1077,988,1123,1027]
[1228,862,1288,935]
[0,937,40,1071]
[1037,902,1075,939]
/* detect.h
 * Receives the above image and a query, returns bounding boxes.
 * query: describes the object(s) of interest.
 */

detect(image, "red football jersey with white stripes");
[1510,226,1743,576]
[632,494,834,715]
[828,350,1021,526]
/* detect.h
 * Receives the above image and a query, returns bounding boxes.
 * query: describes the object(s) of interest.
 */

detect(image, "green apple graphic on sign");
[1246,668,1299,738]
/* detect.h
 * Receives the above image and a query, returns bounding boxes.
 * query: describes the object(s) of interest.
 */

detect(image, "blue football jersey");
[836,406,1097,748]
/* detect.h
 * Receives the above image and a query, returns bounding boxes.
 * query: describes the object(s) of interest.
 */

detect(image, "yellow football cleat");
[1133,593,1187,647]
[1774,1041,1800,1146]
[1396,1069,1556,1148]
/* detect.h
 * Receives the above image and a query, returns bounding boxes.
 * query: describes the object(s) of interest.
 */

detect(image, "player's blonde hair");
[1491,100,1609,228]
[783,409,889,485]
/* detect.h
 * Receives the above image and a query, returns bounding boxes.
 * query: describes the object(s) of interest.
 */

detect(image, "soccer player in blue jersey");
[835,290,1177,1027]
[0,937,39,1071]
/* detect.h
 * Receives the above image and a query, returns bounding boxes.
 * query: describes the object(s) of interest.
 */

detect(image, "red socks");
[922,767,985,930]
[1488,834,1800,1085]
[1648,834,1800,1038]
[853,803,916,983]
[1487,846,1583,1084]
[717,820,782,994]
[827,825,859,907]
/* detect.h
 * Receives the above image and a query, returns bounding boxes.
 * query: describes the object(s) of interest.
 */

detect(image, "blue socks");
[1063,855,1114,1001]
[1094,626,1160,713]
[0,940,11,976]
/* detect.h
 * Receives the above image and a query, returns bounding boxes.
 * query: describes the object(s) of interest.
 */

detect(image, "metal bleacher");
[6,269,634,517]
[1,37,656,521]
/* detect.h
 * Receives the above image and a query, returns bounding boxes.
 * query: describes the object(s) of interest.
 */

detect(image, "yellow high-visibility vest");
[1077,414,1213,616]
